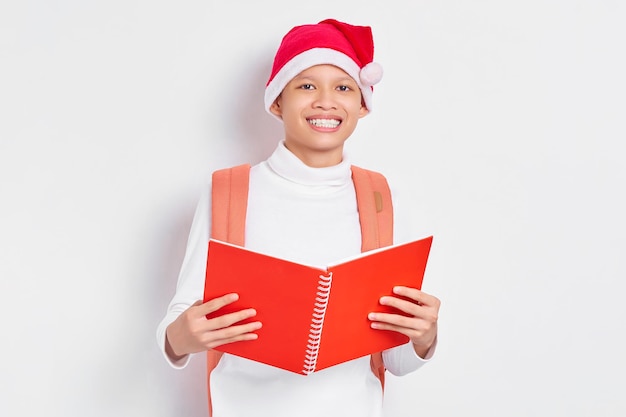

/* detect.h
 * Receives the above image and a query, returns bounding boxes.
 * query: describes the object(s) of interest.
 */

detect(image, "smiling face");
[270,64,369,168]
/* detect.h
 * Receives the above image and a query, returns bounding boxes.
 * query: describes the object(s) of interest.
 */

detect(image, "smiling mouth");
[307,118,341,128]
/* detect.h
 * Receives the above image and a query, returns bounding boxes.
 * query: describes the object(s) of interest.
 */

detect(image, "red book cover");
[203,235,433,375]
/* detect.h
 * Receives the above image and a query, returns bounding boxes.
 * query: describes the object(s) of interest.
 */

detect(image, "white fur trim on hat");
[264,48,375,120]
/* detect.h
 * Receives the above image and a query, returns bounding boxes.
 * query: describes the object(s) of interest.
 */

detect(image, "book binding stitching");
[302,272,333,375]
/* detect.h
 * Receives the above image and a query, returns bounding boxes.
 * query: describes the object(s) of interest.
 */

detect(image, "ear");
[358,104,369,119]
[269,97,283,119]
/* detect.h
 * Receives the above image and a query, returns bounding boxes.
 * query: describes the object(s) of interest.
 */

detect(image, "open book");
[203,235,433,375]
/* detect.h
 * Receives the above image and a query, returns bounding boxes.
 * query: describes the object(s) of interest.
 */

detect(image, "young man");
[157,18,439,417]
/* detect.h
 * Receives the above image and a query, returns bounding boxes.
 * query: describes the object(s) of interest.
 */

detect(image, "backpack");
[207,163,394,414]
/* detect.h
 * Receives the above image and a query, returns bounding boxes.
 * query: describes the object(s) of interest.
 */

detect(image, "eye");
[299,84,315,90]
[337,85,352,92]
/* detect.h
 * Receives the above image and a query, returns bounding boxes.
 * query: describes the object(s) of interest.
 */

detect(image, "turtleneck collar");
[266,140,353,187]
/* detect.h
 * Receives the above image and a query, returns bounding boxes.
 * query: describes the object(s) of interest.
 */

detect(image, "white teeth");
[308,118,340,128]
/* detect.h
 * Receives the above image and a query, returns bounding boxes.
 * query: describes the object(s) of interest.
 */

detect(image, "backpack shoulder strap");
[207,163,250,415]
[351,165,394,389]
[351,165,394,250]
[211,163,251,246]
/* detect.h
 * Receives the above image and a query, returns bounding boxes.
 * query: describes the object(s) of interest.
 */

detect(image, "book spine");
[302,272,333,375]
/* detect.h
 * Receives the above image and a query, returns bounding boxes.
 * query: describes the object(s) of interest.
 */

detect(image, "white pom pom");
[359,62,383,86]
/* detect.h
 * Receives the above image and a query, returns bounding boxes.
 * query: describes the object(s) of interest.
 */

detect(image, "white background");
[1,1,625,416]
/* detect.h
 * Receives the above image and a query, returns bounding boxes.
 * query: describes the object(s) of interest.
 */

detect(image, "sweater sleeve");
[155,184,212,368]
[382,338,437,376]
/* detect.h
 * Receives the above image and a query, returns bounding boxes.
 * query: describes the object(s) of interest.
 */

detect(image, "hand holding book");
[165,293,262,361]
[369,286,440,358]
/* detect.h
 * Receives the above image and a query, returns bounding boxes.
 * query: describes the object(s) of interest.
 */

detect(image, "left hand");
[368,286,440,358]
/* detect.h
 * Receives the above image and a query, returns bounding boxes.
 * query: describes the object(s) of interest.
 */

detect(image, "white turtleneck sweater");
[156,141,434,417]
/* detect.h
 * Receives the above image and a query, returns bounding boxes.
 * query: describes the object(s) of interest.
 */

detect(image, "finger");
[379,295,422,317]
[207,331,258,349]
[369,318,435,353]
[368,311,422,330]
[369,317,426,343]
[369,319,411,335]
[205,321,263,349]
[196,293,240,316]
[390,287,440,308]
[378,296,439,323]
[368,312,435,343]
[206,308,258,331]
[371,299,439,330]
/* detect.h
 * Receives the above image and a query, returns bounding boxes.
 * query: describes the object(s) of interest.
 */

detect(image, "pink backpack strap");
[351,165,394,389]
[351,165,393,250]
[211,164,251,246]
[207,163,250,415]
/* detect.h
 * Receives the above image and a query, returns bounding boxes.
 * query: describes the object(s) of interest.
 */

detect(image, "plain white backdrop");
[1,1,625,416]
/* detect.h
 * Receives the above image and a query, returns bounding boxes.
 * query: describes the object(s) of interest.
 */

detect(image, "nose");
[312,88,337,110]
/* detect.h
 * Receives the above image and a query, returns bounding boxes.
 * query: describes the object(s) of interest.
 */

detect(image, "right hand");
[165,293,261,360]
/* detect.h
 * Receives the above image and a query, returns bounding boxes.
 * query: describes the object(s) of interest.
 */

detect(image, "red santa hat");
[264,18,383,118]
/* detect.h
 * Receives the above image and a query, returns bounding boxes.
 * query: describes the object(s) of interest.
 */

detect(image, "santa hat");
[264,18,383,118]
